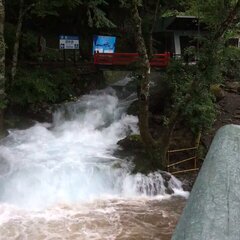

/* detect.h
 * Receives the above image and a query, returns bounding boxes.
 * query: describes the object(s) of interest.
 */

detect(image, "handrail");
[171,168,199,175]
[167,145,198,175]
[168,146,198,153]
[94,52,171,68]
[167,156,196,168]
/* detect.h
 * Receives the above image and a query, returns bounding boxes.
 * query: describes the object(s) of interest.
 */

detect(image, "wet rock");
[165,187,174,195]
[117,135,143,152]
[177,172,198,192]
[135,171,178,196]
[225,81,240,93]
[127,100,138,116]
[161,171,172,182]
[210,84,225,101]
[28,103,53,122]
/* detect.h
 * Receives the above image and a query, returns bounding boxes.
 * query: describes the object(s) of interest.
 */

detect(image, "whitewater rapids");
[0,78,187,239]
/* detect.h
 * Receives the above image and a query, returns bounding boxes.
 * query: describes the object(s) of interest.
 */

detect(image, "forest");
[0,0,240,171]
[0,1,240,239]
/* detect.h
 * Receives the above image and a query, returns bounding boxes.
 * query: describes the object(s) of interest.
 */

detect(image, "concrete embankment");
[172,124,240,240]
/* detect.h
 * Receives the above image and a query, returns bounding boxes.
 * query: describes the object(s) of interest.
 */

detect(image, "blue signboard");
[59,35,79,49]
[93,35,116,54]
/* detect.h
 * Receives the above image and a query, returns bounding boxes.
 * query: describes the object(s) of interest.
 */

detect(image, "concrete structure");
[172,124,240,240]
[153,16,206,56]
[153,16,204,56]
[153,16,239,56]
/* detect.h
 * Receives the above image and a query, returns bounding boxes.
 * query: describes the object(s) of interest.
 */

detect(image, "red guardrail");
[94,52,171,68]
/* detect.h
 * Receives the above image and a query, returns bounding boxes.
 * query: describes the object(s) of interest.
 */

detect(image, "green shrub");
[163,59,216,134]
[20,31,38,61]
[4,23,16,60]
[8,68,75,109]
[221,47,240,80]
[41,48,62,62]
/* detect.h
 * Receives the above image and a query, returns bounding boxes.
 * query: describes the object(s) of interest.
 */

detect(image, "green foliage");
[163,59,216,134]
[0,99,7,110]
[31,0,82,17]
[4,23,15,60]
[119,0,142,8]
[32,0,113,24]
[185,0,240,39]
[182,90,216,133]
[8,68,75,108]
[86,0,116,28]
[129,134,142,142]
[221,46,240,80]
[20,31,38,60]
[40,48,62,62]
[162,59,194,113]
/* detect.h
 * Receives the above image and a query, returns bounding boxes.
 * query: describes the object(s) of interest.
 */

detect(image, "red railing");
[150,53,171,67]
[94,52,171,68]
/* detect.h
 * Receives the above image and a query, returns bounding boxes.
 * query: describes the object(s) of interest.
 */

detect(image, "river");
[0,77,187,240]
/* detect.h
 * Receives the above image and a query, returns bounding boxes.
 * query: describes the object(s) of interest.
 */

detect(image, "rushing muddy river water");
[0,78,187,240]
[0,198,186,240]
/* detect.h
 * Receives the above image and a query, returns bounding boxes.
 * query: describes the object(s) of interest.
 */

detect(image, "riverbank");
[118,79,240,191]
[3,70,240,192]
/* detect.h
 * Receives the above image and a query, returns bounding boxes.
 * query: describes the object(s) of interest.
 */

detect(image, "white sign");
[59,35,79,50]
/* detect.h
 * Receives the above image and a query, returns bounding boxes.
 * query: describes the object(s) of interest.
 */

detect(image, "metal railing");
[93,52,171,68]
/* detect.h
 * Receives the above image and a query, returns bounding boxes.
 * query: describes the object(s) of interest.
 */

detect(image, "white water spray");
[0,77,187,239]
[0,81,185,209]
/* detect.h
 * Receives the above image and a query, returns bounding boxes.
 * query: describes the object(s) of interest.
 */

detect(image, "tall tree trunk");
[0,0,5,132]
[130,1,177,169]
[130,2,156,151]
[147,0,160,58]
[11,0,24,83]
[156,127,174,169]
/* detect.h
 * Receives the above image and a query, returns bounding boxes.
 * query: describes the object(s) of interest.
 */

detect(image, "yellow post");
[167,151,170,172]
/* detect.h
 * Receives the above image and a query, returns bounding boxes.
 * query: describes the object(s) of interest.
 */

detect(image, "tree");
[120,0,165,169]
[0,0,5,131]
[6,0,114,83]
[6,0,60,82]
[141,0,184,57]
[120,0,240,170]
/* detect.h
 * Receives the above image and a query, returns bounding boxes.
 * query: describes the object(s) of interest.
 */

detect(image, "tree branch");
[22,3,36,17]
[214,0,240,40]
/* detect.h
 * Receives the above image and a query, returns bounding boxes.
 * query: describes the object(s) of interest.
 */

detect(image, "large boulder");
[172,124,240,240]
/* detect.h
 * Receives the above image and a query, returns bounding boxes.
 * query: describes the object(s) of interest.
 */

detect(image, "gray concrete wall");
[172,124,240,240]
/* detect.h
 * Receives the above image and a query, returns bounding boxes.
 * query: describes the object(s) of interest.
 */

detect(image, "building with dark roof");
[153,16,206,56]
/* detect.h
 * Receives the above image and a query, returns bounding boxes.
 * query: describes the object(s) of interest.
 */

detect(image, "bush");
[163,59,216,134]
[8,68,75,109]
[5,25,39,61]
[182,91,216,134]
[41,48,62,62]
[20,31,38,61]
[4,23,16,60]
[221,47,240,81]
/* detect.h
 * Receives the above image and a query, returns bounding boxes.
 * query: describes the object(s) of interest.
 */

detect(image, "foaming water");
[0,79,187,239]
[0,198,186,240]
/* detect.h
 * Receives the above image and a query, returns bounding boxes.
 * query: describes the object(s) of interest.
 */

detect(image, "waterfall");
[0,76,187,239]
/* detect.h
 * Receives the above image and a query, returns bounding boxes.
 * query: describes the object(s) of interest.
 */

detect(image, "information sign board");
[93,35,116,54]
[59,35,79,49]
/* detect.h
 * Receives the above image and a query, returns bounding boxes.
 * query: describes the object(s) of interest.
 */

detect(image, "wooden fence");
[167,146,199,174]
[93,52,171,68]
